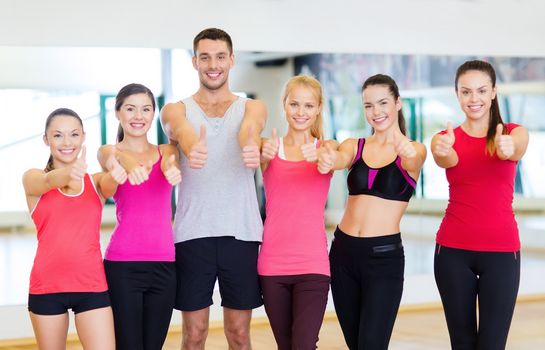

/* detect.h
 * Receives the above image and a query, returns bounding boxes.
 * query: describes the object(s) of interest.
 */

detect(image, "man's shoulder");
[160,101,191,132]
[243,98,267,113]
[161,100,187,120]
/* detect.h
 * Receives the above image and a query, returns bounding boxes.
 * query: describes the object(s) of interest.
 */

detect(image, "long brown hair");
[455,60,504,155]
[362,74,407,135]
[282,75,324,139]
[43,108,84,172]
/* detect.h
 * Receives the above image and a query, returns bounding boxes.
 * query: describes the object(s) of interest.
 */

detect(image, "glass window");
[0,90,100,212]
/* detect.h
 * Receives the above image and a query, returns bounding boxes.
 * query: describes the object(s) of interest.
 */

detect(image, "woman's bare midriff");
[338,195,408,237]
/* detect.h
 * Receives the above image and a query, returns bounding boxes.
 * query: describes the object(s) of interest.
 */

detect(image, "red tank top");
[29,174,108,294]
[436,123,520,252]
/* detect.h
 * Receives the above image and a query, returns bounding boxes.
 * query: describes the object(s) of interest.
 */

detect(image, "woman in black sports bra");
[318,74,426,349]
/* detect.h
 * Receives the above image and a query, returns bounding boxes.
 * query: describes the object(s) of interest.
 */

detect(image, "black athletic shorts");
[28,291,111,315]
[174,236,263,311]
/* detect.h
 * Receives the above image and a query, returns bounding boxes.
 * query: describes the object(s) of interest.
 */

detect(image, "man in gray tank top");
[161,28,267,350]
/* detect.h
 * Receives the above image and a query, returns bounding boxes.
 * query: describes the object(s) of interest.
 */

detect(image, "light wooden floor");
[2,298,544,349]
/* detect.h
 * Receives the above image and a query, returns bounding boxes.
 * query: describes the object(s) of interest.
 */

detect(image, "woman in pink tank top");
[22,108,122,349]
[257,75,338,350]
[97,83,181,350]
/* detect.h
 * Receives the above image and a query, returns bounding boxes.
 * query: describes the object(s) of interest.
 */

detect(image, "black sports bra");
[347,138,416,202]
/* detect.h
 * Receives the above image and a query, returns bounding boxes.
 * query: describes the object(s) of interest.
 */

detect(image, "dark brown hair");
[455,59,504,155]
[44,108,83,172]
[193,28,233,56]
[115,83,156,143]
[362,74,406,135]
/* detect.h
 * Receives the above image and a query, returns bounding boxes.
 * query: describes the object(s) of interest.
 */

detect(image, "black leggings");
[104,260,176,350]
[330,228,404,350]
[434,245,520,350]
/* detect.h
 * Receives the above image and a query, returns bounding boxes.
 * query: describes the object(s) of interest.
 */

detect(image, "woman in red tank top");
[431,60,529,349]
[22,108,122,349]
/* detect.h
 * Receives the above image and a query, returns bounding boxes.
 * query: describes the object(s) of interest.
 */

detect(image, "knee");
[292,338,318,350]
[224,324,250,348]
[183,323,208,347]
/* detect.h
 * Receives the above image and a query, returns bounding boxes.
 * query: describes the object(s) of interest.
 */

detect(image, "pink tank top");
[30,174,107,294]
[258,144,333,276]
[105,154,175,261]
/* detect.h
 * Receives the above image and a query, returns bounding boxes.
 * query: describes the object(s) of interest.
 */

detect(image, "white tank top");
[173,96,263,243]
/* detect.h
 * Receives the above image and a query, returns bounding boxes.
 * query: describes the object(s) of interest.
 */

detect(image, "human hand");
[317,144,336,174]
[495,124,514,159]
[261,128,279,162]
[301,133,318,163]
[393,131,417,158]
[189,124,208,169]
[242,126,260,169]
[162,154,182,186]
[434,122,455,157]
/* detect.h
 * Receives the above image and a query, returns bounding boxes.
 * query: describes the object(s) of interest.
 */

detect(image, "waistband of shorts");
[334,226,402,247]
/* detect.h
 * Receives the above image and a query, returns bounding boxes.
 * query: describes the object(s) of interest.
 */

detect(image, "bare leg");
[75,306,115,350]
[30,311,69,350]
[182,308,210,350]
[223,308,252,350]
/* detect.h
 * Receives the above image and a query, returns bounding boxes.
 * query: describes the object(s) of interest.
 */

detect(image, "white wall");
[2,0,545,57]
[0,47,162,93]
[230,59,295,137]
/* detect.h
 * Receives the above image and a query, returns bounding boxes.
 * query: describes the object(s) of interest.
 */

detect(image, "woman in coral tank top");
[257,75,338,350]
[22,108,122,349]
[432,60,529,349]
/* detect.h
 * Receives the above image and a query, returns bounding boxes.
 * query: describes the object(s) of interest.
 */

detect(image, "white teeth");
[373,116,387,123]
[59,149,74,154]
[130,123,145,128]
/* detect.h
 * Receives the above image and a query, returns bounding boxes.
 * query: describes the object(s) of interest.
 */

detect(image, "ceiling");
[1,0,544,57]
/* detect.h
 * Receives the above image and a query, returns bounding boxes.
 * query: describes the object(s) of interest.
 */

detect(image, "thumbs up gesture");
[106,152,128,185]
[242,126,260,169]
[261,128,279,162]
[434,122,456,157]
[189,125,208,169]
[393,131,417,158]
[70,145,88,182]
[301,133,318,163]
[318,144,337,174]
[162,154,182,186]
[495,124,514,159]
[127,159,153,186]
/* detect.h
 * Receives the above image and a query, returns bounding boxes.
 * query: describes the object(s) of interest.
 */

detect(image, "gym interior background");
[1,0,545,346]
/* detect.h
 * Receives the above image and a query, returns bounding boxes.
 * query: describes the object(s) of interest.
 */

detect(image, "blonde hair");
[282,75,324,139]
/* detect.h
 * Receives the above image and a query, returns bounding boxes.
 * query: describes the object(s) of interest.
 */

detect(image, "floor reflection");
[1,214,545,306]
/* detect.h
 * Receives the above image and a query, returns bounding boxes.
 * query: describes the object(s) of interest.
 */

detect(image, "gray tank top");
[173,96,263,243]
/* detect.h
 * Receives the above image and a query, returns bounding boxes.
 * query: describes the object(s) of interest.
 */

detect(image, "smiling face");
[362,84,402,133]
[116,93,155,138]
[283,84,322,133]
[43,115,85,167]
[192,39,234,91]
[456,69,497,122]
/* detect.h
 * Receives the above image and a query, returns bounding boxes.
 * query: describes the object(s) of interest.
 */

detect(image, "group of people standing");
[22,27,528,350]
